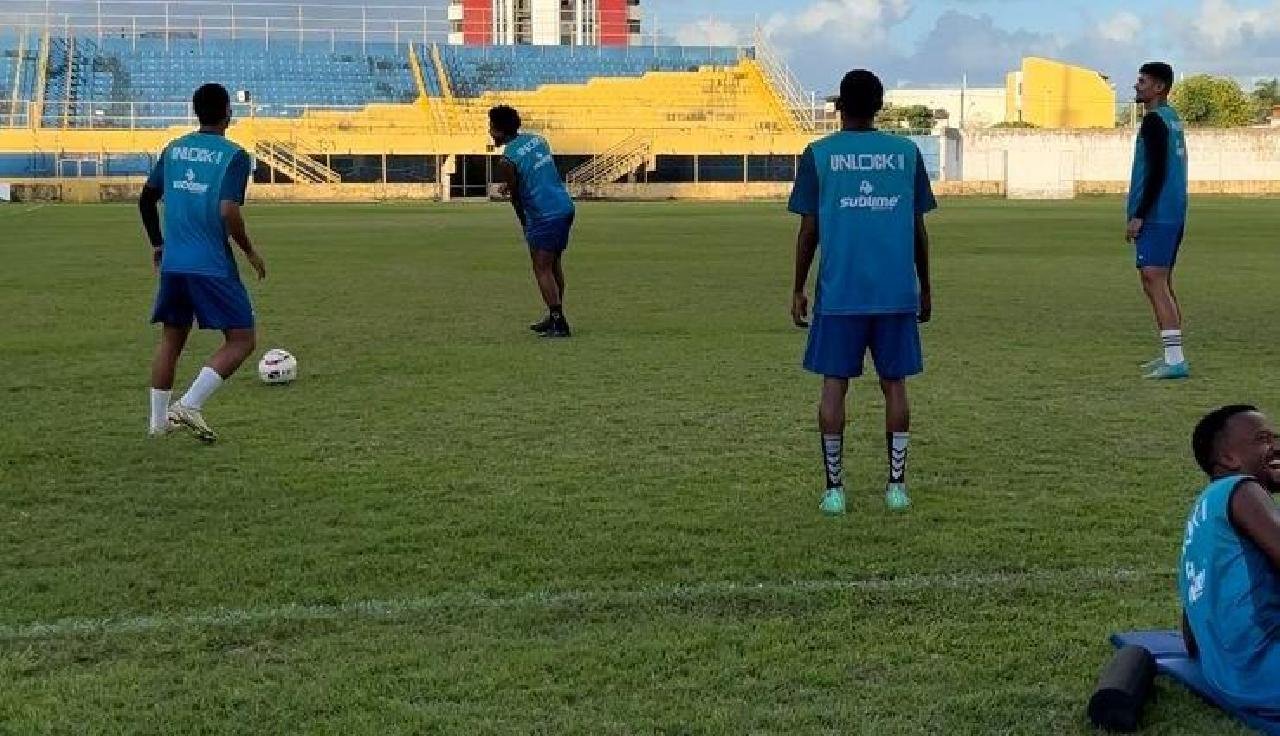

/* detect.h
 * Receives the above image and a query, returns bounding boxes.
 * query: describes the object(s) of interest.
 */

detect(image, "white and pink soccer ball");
[257,349,298,385]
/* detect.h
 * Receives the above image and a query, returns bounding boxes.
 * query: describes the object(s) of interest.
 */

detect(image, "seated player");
[489,105,576,339]
[1180,405,1280,711]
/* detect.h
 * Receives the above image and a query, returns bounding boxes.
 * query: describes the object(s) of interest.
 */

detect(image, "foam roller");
[1088,644,1157,732]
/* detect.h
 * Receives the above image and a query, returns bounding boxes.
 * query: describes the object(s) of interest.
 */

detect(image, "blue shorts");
[1136,221,1185,269]
[803,313,923,380]
[151,273,254,330]
[525,212,574,252]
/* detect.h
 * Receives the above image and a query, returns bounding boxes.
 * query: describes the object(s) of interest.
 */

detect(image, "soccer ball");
[257,349,298,385]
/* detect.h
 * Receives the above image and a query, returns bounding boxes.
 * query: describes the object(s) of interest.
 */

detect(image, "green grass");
[1,198,1276,734]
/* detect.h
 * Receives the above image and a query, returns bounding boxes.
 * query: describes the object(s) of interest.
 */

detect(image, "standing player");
[789,69,936,516]
[140,82,264,442]
[489,105,576,338]
[1127,62,1189,380]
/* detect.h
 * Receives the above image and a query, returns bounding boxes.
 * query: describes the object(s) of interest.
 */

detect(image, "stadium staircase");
[751,31,815,133]
[566,134,651,187]
[253,135,341,184]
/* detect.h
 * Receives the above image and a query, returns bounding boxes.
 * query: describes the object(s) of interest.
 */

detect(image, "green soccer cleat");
[168,402,217,443]
[1144,361,1190,380]
[885,483,912,512]
[819,487,846,516]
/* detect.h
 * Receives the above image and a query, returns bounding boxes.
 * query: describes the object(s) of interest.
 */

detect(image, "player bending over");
[489,105,576,339]
[140,82,264,442]
[788,69,937,515]
[1180,405,1280,711]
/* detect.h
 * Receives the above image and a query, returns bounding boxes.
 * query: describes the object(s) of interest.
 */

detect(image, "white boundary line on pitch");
[1,566,1170,641]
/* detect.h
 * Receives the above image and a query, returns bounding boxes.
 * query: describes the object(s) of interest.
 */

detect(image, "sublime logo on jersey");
[830,153,906,172]
[172,168,210,194]
[840,180,900,212]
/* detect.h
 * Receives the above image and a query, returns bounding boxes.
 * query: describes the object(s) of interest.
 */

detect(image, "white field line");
[0,566,1169,641]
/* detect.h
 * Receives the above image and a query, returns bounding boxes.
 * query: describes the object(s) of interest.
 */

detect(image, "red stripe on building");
[597,0,627,46]
[462,0,492,44]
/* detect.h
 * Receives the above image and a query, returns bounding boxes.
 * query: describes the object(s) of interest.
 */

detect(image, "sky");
[650,0,1280,91]
[10,0,1280,92]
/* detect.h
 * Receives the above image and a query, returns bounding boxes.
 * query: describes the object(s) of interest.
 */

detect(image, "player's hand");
[791,291,809,328]
[918,290,932,324]
[151,246,162,274]
[1126,217,1144,243]
[245,250,267,280]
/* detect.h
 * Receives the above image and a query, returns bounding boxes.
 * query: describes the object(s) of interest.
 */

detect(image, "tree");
[1251,78,1279,123]
[1170,75,1255,127]
[876,104,935,131]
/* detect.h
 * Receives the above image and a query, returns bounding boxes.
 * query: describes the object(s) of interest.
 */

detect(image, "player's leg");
[804,315,869,516]
[530,247,570,338]
[149,324,190,435]
[170,277,257,441]
[552,250,565,304]
[1137,224,1188,378]
[148,274,195,436]
[870,315,923,511]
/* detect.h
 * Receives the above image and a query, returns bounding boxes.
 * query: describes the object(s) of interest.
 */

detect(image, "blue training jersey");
[788,131,937,315]
[1128,103,1188,224]
[1179,474,1280,710]
[146,132,252,278]
[503,133,574,223]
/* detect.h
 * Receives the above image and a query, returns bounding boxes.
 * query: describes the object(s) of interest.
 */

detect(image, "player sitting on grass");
[489,105,576,339]
[788,69,937,515]
[1180,405,1280,711]
[139,83,265,442]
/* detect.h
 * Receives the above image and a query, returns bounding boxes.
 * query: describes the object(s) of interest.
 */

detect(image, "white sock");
[149,388,171,431]
[180,367,224,410]
[1161,330,1185,365]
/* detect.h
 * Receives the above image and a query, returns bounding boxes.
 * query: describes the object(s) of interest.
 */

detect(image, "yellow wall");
[1007,57,1115,129]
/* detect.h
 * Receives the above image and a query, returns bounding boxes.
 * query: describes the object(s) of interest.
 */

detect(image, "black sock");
[822,433,843,489]
[549,305,564,321]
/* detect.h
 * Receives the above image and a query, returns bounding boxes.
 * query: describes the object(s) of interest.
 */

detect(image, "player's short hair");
[489,105,522,135]
[835,69,884,119]
[192,83,230,126]
[1192,404,1258,475]
[1139,62,1175,90]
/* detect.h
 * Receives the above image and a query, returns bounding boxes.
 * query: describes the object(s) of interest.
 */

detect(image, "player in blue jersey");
[139,83,265,442]
[1180,405,1280,713]
[490,105,576,339]
[1127,62,1190,380]
[788,70,937,515]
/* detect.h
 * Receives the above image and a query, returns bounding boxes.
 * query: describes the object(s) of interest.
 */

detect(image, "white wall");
[959,128,1280,197]
[530,0,560,45]
[886,88,1005,129]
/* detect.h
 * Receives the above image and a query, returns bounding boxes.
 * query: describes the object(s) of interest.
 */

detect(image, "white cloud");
[674,18,742,48]
[1096,11,1141,44]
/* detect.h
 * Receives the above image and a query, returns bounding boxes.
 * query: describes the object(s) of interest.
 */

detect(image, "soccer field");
[1,198,1275,734]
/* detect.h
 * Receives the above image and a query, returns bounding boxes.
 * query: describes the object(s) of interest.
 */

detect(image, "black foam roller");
[1088,645,1157,732]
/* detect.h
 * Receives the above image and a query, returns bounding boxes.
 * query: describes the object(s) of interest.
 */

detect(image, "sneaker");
[1140,357,1164,371]
[1144,361,1190,380]
[885,483,912,512]
[819,487,846,516]
[168,402,217,443]
[529,315,555,333]
[540,319,572,339]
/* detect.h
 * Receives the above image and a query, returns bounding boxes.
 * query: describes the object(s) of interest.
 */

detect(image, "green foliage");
[1170,74,1256,127]
[876,103,936,131]
[993,120,1039,129]
[1251,78,1279,123]
[1,200,1275,734]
